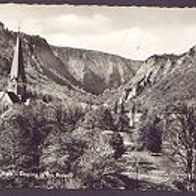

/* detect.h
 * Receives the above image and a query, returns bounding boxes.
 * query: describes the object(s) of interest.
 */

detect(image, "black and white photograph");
[0,3,196,191]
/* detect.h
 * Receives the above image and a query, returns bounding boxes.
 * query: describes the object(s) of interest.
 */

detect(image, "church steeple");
[8,31,27,102]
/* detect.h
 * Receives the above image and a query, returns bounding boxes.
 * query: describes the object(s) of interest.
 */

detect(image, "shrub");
[144,123,162,153]
[83,106,114,130]
[109,133,125,159]
[139,116,162,153]
[72,129,123,189]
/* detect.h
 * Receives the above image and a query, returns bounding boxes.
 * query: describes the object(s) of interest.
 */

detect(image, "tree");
[139,115,162,153]
[145,121,162,153]
[164,103,196,191]
[113,100,130,132]
[72,128,124,189]
[83,106,115,130]
[109,133,125,160]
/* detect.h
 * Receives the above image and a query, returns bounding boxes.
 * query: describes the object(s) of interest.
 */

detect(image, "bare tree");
[164,103,196,191]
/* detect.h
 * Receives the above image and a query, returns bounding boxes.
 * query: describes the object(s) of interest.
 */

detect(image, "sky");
[0,4,196,60]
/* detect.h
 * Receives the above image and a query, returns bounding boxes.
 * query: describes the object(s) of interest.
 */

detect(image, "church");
[0,32,27,109]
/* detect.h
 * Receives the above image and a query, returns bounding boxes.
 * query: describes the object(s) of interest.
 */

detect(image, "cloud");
[45,27,160,60]
[0,4,196,60]
[40,13,111,35]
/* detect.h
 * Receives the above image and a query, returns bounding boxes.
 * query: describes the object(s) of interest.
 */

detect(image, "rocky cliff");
[120,45,196,114]
[0,23,141,96]
[52,46,141,94]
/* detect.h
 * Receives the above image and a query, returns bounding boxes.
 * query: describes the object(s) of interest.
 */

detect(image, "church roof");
[0,91,21,105]
[7,92,21,103]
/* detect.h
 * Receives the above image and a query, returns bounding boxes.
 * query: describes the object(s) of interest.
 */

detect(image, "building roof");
[7,92,21,103]
[0,91,21,105]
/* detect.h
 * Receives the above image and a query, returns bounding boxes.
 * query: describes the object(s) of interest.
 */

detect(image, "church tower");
[8,32,27,102]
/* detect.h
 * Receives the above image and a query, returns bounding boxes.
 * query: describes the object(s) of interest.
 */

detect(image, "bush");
[144,123,162,153]
[109,133,125,159]
[72,129,123,189]
[139,116,162,153]
[83,106,115,130]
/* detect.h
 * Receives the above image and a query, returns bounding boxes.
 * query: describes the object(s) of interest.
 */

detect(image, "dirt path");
[119,132,177,190]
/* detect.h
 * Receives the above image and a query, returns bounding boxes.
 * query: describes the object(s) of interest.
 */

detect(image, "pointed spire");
[10,33,20,82]
[8,29,27,102]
